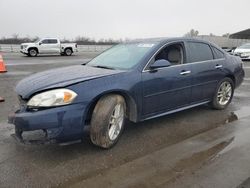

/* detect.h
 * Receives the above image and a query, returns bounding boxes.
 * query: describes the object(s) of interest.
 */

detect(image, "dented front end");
[8,95,87,144]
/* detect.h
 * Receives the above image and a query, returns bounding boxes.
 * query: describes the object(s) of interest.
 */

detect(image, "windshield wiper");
[92,65,115,70]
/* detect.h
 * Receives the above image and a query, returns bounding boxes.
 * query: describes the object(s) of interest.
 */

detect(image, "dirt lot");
[1,52,250,188]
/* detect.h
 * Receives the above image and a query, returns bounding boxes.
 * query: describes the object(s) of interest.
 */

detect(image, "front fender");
[67,71,142,122]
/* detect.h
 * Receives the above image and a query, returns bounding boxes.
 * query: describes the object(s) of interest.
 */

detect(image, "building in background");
[196,35,250,49]
[230,28,250,39]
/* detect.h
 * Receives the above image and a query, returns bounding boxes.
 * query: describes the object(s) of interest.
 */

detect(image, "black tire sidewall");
[65,48,72,56]
[28,49,37,57]
[212,77,234,110]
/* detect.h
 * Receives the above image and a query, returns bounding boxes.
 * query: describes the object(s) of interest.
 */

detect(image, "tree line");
[0,34,120,45]
[184,29,230,38]
[0,30,231,44]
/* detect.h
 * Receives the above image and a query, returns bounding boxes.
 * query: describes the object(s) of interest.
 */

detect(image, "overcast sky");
[0,0,249,40]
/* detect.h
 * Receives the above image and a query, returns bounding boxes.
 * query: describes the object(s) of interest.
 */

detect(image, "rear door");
[185,41,221,103]
[48,39,60,53]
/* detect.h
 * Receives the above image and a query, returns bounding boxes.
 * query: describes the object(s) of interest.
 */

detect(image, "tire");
[64,48,72,56]
[90,95,126,149]
[28,48,38,57]
[211,77,234,110]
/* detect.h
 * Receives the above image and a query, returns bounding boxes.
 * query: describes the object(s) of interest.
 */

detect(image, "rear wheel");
[211,77,234,110]
[64,48,72,56]
[90,95,126,149]
[28,48,38,57]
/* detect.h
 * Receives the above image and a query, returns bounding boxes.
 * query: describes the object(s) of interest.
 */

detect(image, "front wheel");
[28,49,38,57]
[90,95,126,149]
[211,77,234,110]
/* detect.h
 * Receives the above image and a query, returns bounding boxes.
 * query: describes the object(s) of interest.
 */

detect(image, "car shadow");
[21,54,77,58]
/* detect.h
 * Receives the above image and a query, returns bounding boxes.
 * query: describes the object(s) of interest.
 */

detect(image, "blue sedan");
[9,38,245,148]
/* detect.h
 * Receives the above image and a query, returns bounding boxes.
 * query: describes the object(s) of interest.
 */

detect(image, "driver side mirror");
[39,42,42,45]
[150,59,171,70]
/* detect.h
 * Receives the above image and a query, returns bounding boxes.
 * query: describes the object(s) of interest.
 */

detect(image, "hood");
[16,65,123,99]
[21,43,34,46]
[234,48,250,53]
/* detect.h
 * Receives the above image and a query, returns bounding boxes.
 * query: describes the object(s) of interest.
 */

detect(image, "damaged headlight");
[27,89,77,107]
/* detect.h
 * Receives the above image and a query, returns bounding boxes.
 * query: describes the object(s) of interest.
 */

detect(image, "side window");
[187,42,213,63]
[48,39,58,44]
[212,47,225,59]
[155,43,184,66]
[41,40,49,44]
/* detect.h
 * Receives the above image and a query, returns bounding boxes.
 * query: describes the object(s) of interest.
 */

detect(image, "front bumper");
[234,53,250,60]
[8,103,87,144]
[20,48,28,54]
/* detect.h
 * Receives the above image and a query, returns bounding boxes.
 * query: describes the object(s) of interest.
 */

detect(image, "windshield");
[238,44,250,49]
[87,43,157,70]
[34,38,40,43]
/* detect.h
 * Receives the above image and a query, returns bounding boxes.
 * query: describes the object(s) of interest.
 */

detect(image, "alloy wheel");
[217,81,232,106]
[108,104,124,141]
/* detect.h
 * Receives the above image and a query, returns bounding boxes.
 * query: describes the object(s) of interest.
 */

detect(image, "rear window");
[212,47,224,59]
[187,42,213,63]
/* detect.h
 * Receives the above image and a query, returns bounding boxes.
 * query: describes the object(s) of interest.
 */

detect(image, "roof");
[126,37,209,44]
[230,28,250,39]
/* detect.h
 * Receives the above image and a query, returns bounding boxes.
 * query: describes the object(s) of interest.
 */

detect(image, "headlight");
[22,45,28,49]
[27,89,77,107]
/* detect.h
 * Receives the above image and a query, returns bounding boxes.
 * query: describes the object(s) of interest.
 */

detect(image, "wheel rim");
[30,50,36,56]
[66,49,71,55]
[217,81,232,106]
[108,104,124,141]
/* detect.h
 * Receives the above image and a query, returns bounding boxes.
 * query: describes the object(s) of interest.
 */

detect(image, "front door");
[142,42,193,117]
[39,39,51,54]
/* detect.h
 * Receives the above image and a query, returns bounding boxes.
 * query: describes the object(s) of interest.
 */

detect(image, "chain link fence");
[0,44,113,53]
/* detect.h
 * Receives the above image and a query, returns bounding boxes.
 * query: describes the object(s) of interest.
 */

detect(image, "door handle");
[180,70,191,75]
[215,64,223,69]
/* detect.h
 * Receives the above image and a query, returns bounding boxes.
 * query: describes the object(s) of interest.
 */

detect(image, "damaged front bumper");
[8,103,87,144]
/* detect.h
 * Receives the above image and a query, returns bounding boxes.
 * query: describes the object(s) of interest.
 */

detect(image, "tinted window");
[41,40,49,44]
[212,47,224,59]
[187,42,213,63]
[48,39,58,44]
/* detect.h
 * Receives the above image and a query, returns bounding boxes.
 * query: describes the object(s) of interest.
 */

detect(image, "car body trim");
[144,80,217,98]
[143,58,226,72]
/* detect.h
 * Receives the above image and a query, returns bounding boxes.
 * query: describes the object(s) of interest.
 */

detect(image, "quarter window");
[187,42,213,63]
[212,47,224,59]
